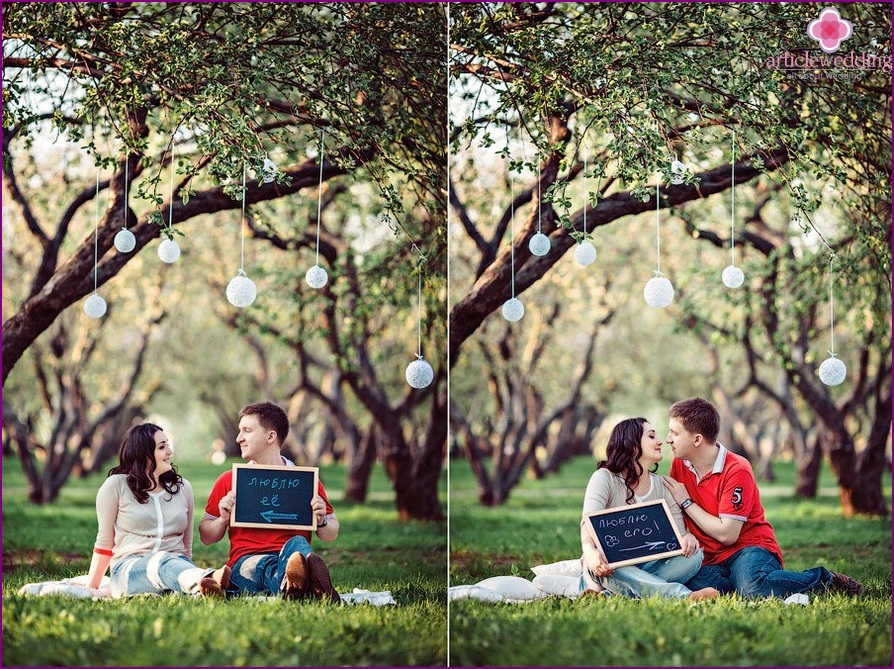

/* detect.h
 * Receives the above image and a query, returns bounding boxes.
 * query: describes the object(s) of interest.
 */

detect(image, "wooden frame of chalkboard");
[584,499,685,568]
[230,464,319,531]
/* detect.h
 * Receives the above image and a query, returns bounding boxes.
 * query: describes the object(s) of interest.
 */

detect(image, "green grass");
[449,455,892,667]
[2,457,446,667]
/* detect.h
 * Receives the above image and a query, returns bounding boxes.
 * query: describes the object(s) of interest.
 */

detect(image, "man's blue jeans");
[230,535,313,596]
[686,546,833,598]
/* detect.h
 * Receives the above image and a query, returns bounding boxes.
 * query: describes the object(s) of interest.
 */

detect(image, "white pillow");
[448,585,504,603]
[475,575,543,601]
[533,574,581,599]
[530,558,583,578]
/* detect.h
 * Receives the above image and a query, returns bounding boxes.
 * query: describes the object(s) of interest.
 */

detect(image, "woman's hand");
[681,532,700,557]
[661,475,689,505]
[586,548,615,578]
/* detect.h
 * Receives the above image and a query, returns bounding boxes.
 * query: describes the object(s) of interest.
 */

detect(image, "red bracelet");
[93,547,113,556]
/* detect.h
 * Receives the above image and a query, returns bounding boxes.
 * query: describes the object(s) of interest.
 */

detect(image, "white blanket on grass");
[18,576,396,606]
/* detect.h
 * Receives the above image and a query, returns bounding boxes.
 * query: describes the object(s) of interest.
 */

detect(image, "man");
[661,397,864,598]
[200,402,340,602]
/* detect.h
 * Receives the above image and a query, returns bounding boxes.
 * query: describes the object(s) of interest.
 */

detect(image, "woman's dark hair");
[596,417,658,504]
[109,423,182,504]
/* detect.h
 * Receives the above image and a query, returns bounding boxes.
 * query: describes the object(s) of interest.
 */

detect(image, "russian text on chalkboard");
[231,464,318,530]
[584,499,685,568]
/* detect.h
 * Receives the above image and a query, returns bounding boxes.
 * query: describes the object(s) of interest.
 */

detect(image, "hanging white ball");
[722,265,745,288]
[501,297,525,322]
[113,228,136,253]
[226,272,257,308]
[574,241,597,266]
[158,238,181,263]
[261,157,277,184]
[528,232,551,256]
[644,276,675,308]
[405,357,434,389]
[305,264,329,289]
[84,293,107,319]
[670,160,688,185]
[818,356,847,386]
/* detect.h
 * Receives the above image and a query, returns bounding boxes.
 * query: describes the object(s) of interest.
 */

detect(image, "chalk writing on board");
[231,464,318,531]
[584,499,684,568]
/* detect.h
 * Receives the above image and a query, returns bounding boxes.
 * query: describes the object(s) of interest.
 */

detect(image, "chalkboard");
[584,499,685,568]
[231,464,318,530]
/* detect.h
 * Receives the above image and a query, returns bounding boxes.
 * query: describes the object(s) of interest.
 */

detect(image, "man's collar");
[683,443,727,480]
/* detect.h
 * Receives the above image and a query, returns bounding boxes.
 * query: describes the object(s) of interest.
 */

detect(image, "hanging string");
[655,181,661,274]
[94,166,100,292]
[315,128,325,266]
[536,162,542,233]
[507,127,516,298]
[582,150,588,236]
[239,160,246,271]
[828,253,836,355]
[413,244,425,358]
[168,145,175,236]
[123,158,128,230]
[730,130,736,266]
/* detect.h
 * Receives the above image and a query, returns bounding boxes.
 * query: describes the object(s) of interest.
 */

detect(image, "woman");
[85,423,231,598]
[580,417,719,601]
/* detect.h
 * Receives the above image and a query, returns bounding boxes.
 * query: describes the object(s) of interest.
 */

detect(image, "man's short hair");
[239,402,289,447]
[669,397,720,443]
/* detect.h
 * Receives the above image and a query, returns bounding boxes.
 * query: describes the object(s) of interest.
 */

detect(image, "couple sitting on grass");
[581,397,865,601]
[85,402,340,603]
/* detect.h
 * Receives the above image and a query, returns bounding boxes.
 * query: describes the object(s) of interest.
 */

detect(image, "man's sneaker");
[828,571,865,596]
[307,553,340,603]
[199,564,231,598]
[282,552,309,600]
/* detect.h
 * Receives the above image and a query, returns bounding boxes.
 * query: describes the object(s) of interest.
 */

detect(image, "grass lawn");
[449,455,892,667]
[2,457,446,667]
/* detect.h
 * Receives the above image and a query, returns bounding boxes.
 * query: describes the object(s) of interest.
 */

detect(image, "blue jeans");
[230,535,313,596]
[110,552,209,598]
[583,549,704,599]
[686,546,833,598]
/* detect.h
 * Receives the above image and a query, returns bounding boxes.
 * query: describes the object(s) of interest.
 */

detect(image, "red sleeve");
[717,465,755,521]
[204,471,233,518]
[318,479,334,516]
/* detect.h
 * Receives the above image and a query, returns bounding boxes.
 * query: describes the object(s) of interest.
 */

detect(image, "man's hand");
[661,475,689,505]
[311,494,327,525]
[680,532,700,557]
[218,491,236,523]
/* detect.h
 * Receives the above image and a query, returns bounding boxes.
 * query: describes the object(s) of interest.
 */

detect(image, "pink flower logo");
[807,7,853,53]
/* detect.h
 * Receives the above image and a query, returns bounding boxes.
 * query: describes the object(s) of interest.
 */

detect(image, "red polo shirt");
[670,445,783,566]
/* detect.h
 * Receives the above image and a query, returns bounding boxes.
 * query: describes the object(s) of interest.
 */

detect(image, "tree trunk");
[795,436,823,498]
[345,427,379,503]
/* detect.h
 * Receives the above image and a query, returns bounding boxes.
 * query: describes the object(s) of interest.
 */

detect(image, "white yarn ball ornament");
[405,357,434,389]
[722,265,745,288]
[670,160,688,185]
[528,232,551,256]
[644,276,675,308]
[305,264,328,289]
[84,293,107,319]
[158,238,181,263]
[574,241,597,266]
[261,157,277,184]
[818,356,847,386]
[114,228,136,253]
[226,272,257,308]
[501,297,525,322]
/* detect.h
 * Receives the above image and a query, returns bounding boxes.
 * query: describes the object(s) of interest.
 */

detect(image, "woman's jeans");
[230,535,313,596]
[110,551,208,598]
[686,546,833,597]
[582,549,704,599]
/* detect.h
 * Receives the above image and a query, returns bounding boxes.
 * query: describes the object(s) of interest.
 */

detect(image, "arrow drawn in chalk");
[619,541,667,552]
[260,510,300,523]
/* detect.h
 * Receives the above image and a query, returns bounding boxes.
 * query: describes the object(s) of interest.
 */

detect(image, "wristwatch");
[680,498,694,511]
[319,516,328,528]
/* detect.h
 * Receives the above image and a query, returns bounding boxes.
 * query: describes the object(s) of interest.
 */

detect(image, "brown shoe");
[199,564,231,598]
[829,571,865,596]
[282,552,309,600]
[307,553,340,603]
